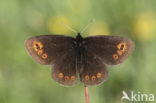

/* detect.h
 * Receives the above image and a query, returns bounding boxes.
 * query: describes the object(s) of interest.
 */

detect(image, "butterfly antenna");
[61,22,77,34]
[80,19,95,34]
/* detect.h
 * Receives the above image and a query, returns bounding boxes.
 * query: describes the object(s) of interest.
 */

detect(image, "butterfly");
[25,33,134,86]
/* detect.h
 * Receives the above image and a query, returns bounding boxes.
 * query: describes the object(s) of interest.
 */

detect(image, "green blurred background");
[0,0,156,103]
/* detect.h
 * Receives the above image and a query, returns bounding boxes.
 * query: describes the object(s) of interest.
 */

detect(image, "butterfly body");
[25,33,134,86]
[74,33,85,73]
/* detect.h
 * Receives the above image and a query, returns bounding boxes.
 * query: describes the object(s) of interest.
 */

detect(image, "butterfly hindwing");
[80,50,109,86]
[25,35,74,65]
[51,49,78,86]
[84,36,134,65]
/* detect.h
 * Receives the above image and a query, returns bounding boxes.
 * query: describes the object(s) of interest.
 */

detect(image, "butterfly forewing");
[25,35,74,65]
[84,36,134,65]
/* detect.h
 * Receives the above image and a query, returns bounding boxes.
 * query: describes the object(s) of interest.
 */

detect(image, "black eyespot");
[120,44,124,50]
[35,44,40,49]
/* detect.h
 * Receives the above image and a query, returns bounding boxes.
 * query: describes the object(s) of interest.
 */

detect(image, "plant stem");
[85,86,89,103]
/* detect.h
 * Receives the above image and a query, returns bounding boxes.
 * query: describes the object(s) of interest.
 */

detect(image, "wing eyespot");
[42,53,48,59]
[113,54,118,60]
[117,42,127,52]
[91,76,96,81]
[96,73,102,78]
[33,41,43,51]
[71,76,75,80]
[65,76,69,80]
[38,49,43,55]
[117,50,122,55]
[58,73,64,79]
[85,75,90,80]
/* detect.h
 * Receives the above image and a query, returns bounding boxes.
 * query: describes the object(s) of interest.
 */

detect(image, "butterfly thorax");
[75,33,83,47]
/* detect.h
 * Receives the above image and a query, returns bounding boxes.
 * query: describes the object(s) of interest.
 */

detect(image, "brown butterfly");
[25,33,134,86]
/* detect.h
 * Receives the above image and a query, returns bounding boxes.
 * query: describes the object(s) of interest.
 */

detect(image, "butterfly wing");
[51,49,78,86]
[84,36,134,65]
[80,35,134,86]
[25,35,78,86]
[80,50,109,86]
[25,35,74,65]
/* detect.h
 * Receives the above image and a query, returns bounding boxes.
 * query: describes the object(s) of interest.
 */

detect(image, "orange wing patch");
[65,76,69,80]
[113,42,127,60]
[117,42,127,52]
[38,49,43,55]
[85,75,90,80]
[91,76,96,81]
[97,73,102,78]
[33,41,43,51]
[71,76,75,80]
[33,41,48,59]
[42,53,48,59]
[113,54,118,60]
[58,73,64,79]
[117,50,122,55]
